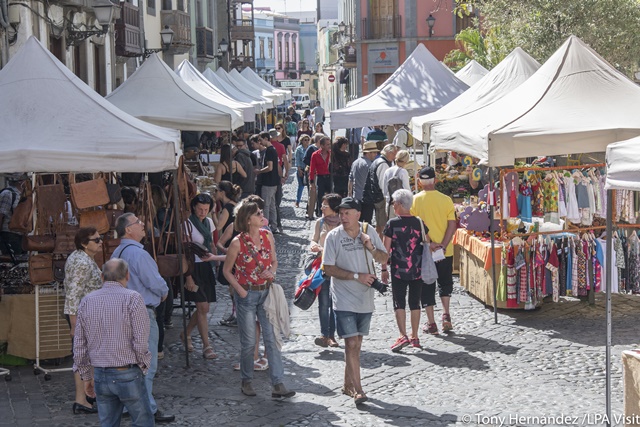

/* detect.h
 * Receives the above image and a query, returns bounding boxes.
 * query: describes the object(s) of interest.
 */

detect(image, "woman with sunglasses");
[297,119,313,141]
[182,193,226,360]
[63,227,103,415]
[274,123,292,164]
[223,201,295,398]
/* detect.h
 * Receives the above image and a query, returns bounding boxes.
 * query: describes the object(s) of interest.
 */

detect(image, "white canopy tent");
[410,48,540,143]
[330,43,469,129]
[175,60,256,123]
[241,67,291,101]
[229,69,284,105]
[454,60,489,86]
[430,36,640,166]
[203,68,268,114]
[215,68,275,109]
[106,54,243,131]
[0,36,180,173]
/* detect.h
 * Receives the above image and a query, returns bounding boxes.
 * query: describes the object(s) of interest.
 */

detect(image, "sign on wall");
[277,80,304,88]
[368,44,399,73]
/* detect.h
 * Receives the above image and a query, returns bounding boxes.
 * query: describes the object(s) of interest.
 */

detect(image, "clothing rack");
[506,225,606,240]
[500,163,606,174]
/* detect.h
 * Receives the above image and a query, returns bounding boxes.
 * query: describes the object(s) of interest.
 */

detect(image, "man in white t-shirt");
[392,124,409,151]
[323,197,388,405]
[360,126,373,150]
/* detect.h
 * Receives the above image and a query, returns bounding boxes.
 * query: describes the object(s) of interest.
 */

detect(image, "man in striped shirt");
[74,258,153,427]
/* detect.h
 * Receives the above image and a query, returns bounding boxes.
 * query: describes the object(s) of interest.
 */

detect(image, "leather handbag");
[29,253,54,285]
[106,209,124,229]
[79,209,110,234]
[8,181,34,234]
[35,175,66,223]
[53,258,66,282]
[22,235,55,253]
[70,175,110,209]
[106,179,122,205]
[154,182,189,277]
[54,225,79,255]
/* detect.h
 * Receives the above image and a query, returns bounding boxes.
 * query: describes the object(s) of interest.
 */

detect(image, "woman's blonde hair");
[396,150,410,164]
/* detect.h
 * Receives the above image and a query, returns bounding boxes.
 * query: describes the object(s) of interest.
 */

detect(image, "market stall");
[229,69,284,105]
[215,68,276,109]
[175,60,256,123]
[240,67,291,101]
[106,54,243,131]
[330,43,469,130]
[0,37,188,374]
[454,59,489,87]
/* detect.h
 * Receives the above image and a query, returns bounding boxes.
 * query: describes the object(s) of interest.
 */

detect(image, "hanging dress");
[518,180,533,223]
[564,176,581,224]
[509,180,519,218]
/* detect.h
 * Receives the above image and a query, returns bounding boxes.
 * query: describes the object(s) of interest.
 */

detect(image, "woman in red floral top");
[223,200,295,399]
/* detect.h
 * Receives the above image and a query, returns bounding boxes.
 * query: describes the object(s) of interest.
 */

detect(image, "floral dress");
[63,250,102,315]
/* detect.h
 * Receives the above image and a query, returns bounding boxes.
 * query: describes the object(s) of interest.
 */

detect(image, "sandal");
[180,332,194,352]
[341,386,355,397]
[254,358,269,371]
[353,392,368,405]
[203,346,217,360]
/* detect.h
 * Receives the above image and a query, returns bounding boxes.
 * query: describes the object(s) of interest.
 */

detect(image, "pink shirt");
[73,281,151,380]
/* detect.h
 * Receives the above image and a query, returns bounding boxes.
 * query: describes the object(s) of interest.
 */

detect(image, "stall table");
[453,228,526,309]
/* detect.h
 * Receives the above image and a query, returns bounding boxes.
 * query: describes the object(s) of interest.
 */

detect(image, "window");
[162,0,170,9]
[268,38,273,59]
[278,39,282,67]
[292,41,296,64]
[259,37,265,59]
[285,39,289,63]
[147,0,155,15]
[177,0,183,10]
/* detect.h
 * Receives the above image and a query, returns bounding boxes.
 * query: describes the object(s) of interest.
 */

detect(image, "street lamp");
[218,38,229,70]
[426,14,436,38]
[338,21,346,34]
[142,25,175,58]
[66,0,118,47]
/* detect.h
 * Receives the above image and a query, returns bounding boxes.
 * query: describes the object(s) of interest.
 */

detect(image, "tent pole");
[605,189,613,427]
[172,171,189,369]
[489,167,498,324]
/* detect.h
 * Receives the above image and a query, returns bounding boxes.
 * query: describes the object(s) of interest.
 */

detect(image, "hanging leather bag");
[29,253,54,285]
[106,173,123,205]
[35,175,66,224]
[70,174,110,209]
[22,235,56,253]
[54,224,79,255]
[78,209,110,234]
[154,183,189,277]
[53,258,66,282]
[8,181,34,234]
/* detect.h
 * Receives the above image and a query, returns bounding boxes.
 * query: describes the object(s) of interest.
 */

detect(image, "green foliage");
[452,0,640,76]
[444,27,509,71]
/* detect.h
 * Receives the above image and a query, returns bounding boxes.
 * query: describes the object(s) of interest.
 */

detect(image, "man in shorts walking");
[411,166,457,334]
[323,197,388,405]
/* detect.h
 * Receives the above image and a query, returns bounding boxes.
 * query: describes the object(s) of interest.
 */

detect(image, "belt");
[106,364,137,371]
[242,283,271,291]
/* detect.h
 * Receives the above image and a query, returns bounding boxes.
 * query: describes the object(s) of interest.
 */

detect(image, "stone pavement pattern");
[1,171,639,426]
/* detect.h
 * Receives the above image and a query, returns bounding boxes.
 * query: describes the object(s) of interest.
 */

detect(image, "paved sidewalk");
[1,171,639,426]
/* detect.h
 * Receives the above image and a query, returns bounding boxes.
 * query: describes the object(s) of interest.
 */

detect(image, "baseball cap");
[268,128,279,138]
[418,166,436,180]
[337,197,361,211]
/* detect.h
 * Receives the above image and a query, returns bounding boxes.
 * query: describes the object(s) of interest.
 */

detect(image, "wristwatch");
[353,272,359,280]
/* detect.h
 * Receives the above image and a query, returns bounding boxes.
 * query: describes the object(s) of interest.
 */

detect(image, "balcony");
[298,61,305,71]
[230,18,254,41]
[115,1,142,57]
[161,10,192,54]
[230,55,255,70]
[196,27,214,58]
[361,16,402,40]
[284,61,296,70]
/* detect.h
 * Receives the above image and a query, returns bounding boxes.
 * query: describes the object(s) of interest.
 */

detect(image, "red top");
[309,149,330,181]
[271,140,286,167]
[234,229,273,287]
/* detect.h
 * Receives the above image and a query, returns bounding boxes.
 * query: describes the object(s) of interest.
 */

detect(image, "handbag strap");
[418,217,427,244]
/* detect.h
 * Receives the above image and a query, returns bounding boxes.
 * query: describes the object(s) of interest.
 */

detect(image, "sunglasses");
[253,210,264,217]
[88,237,103,243]
[126,219,143,227]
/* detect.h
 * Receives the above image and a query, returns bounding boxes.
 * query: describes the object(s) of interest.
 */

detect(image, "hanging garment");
[509,180,519,218]
[599,175,608,217]
[531,176,544,218]
[564,177,581,223]
[596,237,619,294]
[520,248,530,304]
[558,179,568,218]
[558,239,568,296]
[518,180,533,223]
[496,246,508,302]
[592,241,601,293]
[542,177,559,213]
[506,245,518,308]
[546,243,560,302]
[576,240,588,297]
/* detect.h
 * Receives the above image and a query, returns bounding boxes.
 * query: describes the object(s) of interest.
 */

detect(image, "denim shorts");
[335,310,372,338]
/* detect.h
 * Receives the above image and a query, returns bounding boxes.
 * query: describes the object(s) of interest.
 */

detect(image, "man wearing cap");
[323,197,388,405]
[0,173,27,256]
[411,166,457,335]
[361,145,397,238]
[348,142,379,203]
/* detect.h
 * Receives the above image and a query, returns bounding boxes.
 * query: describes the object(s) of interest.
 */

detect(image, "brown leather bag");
[79,210,110,234]
[54,225,79,255]
[157,254,189,277]
[103,235,121,260]
[8,181,34,234]
[35,175,66,223]
[29,253,54,285]
[70,176,110,209]
[22,235,55,252]
[106,209,124,229]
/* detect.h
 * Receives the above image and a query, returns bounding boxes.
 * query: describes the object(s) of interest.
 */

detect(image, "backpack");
[286,121,297,137]
[387,171,403,204]
[401,127,414,148]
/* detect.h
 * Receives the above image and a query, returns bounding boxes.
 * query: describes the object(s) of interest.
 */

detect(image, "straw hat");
[362,141,380,153]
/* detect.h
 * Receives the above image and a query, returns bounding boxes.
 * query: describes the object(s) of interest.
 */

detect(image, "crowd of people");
[14,104,463,425]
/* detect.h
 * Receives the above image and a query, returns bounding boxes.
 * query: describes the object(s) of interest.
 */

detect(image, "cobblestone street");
[2,172,640,426]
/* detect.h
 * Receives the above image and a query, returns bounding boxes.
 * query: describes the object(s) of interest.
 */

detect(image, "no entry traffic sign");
[328,75,335,82]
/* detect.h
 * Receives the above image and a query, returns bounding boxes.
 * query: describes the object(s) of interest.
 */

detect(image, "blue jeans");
[318,279,335,338]
[146,308,159,414]
[296,173,305,204]
[235,288,284,385]
[94,366,154,427]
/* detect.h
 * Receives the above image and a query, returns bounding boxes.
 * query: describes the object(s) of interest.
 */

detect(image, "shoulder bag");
[70,174,110,209]
[9,181,34,234]
[29,253,54,285]
[418,219,438,284]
